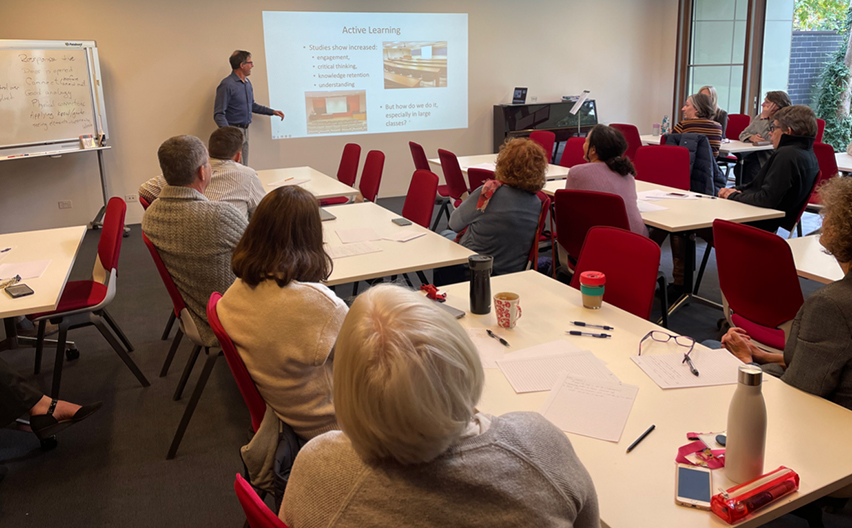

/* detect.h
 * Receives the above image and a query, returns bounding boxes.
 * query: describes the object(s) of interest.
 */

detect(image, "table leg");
[1,317,19,351]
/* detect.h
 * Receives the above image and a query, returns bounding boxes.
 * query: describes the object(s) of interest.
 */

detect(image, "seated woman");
[721,177,852,410]
[564,124,648,237]
[673,92,723,157]
[699,85,728,138]
[738,91,792,185]
[218,186,346,440]
[280,285,599,527]
[447,138,546,276]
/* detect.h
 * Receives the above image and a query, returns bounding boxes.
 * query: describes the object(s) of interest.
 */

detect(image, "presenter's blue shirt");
[213,73,274,127]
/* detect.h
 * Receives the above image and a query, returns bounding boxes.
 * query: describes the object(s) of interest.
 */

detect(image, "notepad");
[631,348,743,389]
[336,228,381,244]
[541,372,639,442]
[497,347,619,393]
[267,177,310,187]
[637,200,667,213]
[325,242,382,259]
[0,260,51,280]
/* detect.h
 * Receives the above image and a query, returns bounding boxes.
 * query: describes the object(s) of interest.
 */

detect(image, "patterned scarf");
[476,179,504,212]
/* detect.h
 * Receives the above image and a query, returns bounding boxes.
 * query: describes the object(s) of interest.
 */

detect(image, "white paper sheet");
[0,246,14,263]
[0,260,51,280]
[267,177,310,187]
[541,372,639,442]
[497,349,619,393]
[325,242,382,259]
[464,162,496,172]
[637,189,698,201]
[336,228,381,244]
[631,348,743,389]
[637,200,668,213]
[383,232,426,243]
[465,328,514,369]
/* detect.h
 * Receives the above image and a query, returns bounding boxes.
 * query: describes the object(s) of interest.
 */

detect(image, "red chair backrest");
[570,226,661,319]
[816,119,826,143]
[467,168,494,191]
[554,189,631,264]
[402,170,439,228]
[725,114,750,140]
[208,294,266,433]
[812,143,839,206]
[437,149,470,200]
[609,124,642,161]
[337,143,361,186]
[234,474,289,528]
[634,145,691,190]
[529,191,551,268]
[559,137,588,168]
[98,197,126,272]
[409,141,431,171]
[529,131,556,161]
[713,219,804,329]
[139,196,151,210]
[358,150,384,202]
[142,232,187,317]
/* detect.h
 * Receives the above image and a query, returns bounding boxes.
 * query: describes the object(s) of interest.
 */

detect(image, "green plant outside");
[816,6,852,150]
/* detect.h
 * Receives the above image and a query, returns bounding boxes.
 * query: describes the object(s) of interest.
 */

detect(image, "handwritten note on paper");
[631,349,743,389]
[637,200,668,213]
[541,373,639,442]
[267,178,310,187]
[325,242,382,260]
[0,260,51,280]
[497,350,619,393]
[466,328,510,369]
[336,228,381,244]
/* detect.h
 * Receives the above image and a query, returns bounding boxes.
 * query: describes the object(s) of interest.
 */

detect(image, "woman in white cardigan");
[218,185,347,440]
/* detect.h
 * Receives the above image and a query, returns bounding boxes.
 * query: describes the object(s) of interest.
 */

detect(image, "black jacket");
[729,134,819,232]
[663,133,727,195]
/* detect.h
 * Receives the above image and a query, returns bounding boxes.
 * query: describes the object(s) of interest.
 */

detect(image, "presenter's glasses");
[638,330,695,357]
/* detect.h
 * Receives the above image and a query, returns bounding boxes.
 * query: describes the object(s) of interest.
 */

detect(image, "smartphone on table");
[675,463,712,510]
[5,283,34,298]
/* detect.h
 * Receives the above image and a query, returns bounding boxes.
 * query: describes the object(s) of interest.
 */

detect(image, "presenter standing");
[214,50,285,166]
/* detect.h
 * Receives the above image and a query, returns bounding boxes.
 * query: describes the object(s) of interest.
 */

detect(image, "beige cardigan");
[218,279,347,440]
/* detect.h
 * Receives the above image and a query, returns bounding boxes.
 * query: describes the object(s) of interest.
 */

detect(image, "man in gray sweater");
[142,135,248,347]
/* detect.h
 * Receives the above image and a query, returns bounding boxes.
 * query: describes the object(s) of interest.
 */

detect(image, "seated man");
[138,126,264,220]
[142,135,248,347]
[719,105,819,233]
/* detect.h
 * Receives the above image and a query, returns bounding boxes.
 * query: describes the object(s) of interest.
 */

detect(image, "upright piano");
[493,100,598,153]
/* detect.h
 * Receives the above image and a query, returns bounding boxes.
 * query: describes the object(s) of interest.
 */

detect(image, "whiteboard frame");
[0,39,109,156]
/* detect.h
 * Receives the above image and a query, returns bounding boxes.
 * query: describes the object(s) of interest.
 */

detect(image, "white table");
[640,135,774,155]
[0,226,87,350]
[834,152,852,174]
[323,202,474,286]
[787,235,844,284]
[428,153,570,181]
[256,166,359,202]
[441,270,852,528]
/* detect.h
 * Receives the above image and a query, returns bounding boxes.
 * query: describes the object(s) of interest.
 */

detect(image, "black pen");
[569,321,614,331]
[566,331,611,338]
[626,424,656,453]
[683,355,700,376]
[0,247,10,253]
[486,329,510,347]
[695,194,717,199]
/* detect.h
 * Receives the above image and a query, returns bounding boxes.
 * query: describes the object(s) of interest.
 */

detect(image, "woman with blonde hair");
[699,85,728,137]
[280,284,600,527]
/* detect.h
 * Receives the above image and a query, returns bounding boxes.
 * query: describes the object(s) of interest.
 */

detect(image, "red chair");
[529,130,556,162]
[321,143,361,206]
[725,114,750,140]
[467,167,494,191]
[30,198,149,398]
[559,137,588,168]
[634,145,691,190]
[358,150,384,202]
[433,149,470,230]
[570,227,662,320]
[816,118,826,143]
[610,124,642,161]
[409,141,431,171]
[528,192,552,270]
[208,293,266,433]
[139,196,151,210]
[553,190,631,266]
[713,219,803,350]
[234,474,289,528]
[402,170,439,229]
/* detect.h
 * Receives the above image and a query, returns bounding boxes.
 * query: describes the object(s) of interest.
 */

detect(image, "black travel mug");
[468,255,493,315]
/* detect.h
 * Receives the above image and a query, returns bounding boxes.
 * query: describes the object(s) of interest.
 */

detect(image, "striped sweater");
[673,118,723,157]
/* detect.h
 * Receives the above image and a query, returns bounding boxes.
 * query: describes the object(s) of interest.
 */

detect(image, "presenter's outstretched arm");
[273,110,285,120]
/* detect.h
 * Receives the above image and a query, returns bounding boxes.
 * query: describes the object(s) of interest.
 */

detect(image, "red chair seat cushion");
[437,184,450,198]
[319,197,349,206]
[30,280,108,319]
[731,313,787,350]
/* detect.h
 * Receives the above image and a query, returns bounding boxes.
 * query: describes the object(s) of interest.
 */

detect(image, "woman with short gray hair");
[673,92,724,156]
[279,284,600,528]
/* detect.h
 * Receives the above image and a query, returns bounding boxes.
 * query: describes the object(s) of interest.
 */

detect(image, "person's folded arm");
[728,161,794,209]
[448,187,482,232]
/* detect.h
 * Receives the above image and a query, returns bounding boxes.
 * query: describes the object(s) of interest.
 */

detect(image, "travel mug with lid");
[468,255,493,315]
[579,271,606,309]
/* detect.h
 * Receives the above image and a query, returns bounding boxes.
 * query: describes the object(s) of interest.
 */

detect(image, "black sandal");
[29,399,103,441]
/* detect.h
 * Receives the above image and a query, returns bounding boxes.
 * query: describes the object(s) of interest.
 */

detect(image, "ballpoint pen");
[683,355,699,376]
[626,424,655,453]
[566,331,611,338]
[695,195,717,199]
[486,329,510,347]
[0,247,10,253]
[569,321,614,331]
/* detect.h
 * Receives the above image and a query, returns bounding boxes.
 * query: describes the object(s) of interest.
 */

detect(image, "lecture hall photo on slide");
[262,11,468,139]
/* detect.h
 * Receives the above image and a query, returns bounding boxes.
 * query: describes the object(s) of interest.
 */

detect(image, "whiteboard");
[0,40,108,154]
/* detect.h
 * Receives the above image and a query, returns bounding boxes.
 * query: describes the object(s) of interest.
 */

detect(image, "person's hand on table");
[718,188,740,199]
[747,134,766,143]
[273,110,285,120]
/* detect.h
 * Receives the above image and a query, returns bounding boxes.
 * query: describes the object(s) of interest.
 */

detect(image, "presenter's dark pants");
[0,357,43,428]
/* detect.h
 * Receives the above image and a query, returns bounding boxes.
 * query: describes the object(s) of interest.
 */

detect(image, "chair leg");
[431,200,450,231]
[160,328,184,377]
[166,348,218,460]
[174,344,201,401]
[797,222,803,238]
[657,274,669,329]
[34,320,46,375]
[101,308,134,352]
[50,325,68,399]
[161,311,176,341]
[92,316,150,388]
[352,282,359,297]
[694,244,713,295]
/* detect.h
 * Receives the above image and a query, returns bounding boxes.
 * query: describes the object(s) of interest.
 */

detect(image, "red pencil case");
[711,466,799,524]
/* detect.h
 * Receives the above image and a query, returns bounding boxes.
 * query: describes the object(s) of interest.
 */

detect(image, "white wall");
[0,0,679,233]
